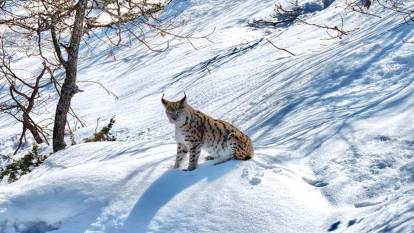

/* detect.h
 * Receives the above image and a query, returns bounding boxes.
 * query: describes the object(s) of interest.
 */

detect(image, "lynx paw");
[183,167,196,171]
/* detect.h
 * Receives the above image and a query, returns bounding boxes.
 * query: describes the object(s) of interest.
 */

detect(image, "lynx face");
[161,95,187,123]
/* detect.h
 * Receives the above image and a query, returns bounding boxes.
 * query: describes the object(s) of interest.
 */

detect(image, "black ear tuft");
[179,93,187,106]
[161,94,167,105]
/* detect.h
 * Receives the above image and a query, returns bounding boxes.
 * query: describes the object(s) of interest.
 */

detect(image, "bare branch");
[266,39,295,56]
[78,80,119,100]
[51,25,67,67]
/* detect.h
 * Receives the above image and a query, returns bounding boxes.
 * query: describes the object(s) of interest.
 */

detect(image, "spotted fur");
[162,94,253,171]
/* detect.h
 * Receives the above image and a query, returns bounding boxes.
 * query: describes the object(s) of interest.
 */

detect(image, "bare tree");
[0,0,205,153]
[0,38,52,154]
[0,67,51,155]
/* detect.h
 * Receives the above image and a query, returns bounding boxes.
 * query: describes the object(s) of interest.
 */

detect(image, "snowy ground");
[1,0,414,232]
[0,142,335,233]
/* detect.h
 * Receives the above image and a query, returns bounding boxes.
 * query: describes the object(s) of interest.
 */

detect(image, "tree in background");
[0,0,202,153]
[0,57,50,154]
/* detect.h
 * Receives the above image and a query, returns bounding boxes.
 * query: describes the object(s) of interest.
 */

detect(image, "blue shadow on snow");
[123,161,237,232]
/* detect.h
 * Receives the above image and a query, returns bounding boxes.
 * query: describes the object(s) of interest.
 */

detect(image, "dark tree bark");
[53,0,87,152]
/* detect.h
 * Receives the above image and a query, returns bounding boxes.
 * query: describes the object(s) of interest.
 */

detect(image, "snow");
[1,0,414,232]
[0,142,333,232]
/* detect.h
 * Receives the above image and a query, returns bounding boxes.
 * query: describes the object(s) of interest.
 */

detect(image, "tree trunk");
[23,114,43,144]
[52,0,87,152]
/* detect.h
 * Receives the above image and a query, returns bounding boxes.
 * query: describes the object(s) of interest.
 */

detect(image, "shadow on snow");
[123,161,237,232]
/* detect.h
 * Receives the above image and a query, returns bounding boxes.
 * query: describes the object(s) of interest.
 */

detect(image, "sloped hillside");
[1,0,414,232]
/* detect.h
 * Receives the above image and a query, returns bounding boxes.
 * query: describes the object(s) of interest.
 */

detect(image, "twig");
[297,16,358,40]
[78,80,119,100]
[94,117,100,133]
[266,38,296,56]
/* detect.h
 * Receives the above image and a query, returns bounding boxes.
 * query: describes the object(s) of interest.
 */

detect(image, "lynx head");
[161,93,188,124]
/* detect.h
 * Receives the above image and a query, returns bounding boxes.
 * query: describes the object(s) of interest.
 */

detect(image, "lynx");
[162,94,253,171]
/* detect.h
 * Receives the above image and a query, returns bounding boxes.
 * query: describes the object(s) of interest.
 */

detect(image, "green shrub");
[0,144,47,183]
[83,116,116,143]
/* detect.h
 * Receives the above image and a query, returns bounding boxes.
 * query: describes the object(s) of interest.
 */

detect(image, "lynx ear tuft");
[161,94,168,105]
[178,92,187,106]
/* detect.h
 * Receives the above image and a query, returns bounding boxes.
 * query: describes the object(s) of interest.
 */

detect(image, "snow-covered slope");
[1,0,414,232]
[0,142,334,233]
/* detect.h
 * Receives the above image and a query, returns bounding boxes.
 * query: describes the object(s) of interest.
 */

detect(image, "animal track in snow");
[241,166,264,186]
[249,177,261,185]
